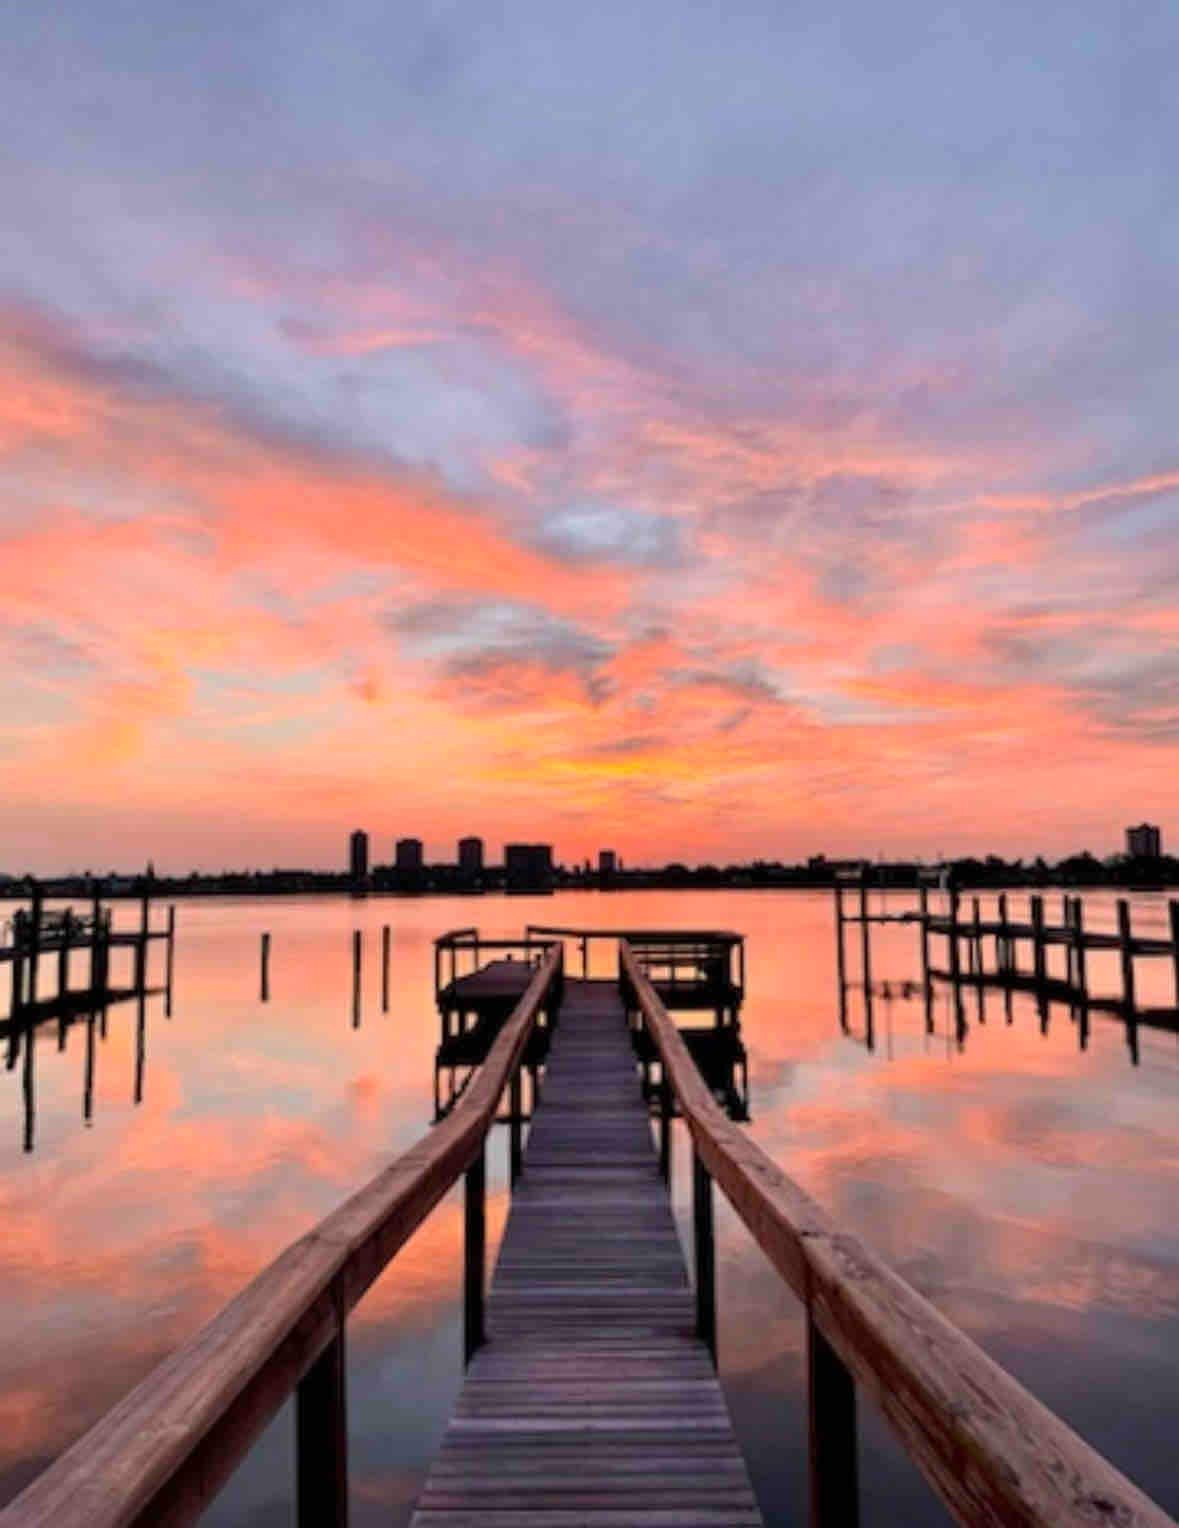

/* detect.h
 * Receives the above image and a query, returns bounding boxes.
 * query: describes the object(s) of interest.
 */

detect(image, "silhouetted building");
[395,837,424,872]
[349,830,369,880]
[505,843,553,893]
[599,849,616,875]
[1126,823,1162,859]
[458,837,484,875]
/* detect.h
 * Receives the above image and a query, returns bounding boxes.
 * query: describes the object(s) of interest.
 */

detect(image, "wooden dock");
[412,976,762,1526]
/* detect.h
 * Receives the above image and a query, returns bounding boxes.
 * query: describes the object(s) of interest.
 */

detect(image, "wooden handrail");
[619,941,1173,1528]
[2,944,563,1528]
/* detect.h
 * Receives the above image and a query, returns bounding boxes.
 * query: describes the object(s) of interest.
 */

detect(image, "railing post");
[296,1323,348,1528]
[659,1072,671,1183]
[509,1068,523,1186]
[807,1314,859,1528]
[693,1147,716,1364]
[465,1144,486,1363]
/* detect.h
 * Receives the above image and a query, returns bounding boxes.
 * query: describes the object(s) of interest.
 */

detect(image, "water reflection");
[0,890,1175,1525]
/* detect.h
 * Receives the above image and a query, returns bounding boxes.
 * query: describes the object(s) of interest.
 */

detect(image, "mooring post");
[509,1068,523,1186]
[464,1144,487,1363]
[1030,895,1046,986]
[807,1314,860,1528]
[1169,899,1179,1013]
[135,890,149,994]
[1072,898,1090,1048]
[351,929,362,1028]
[1117,898,1136,1014]
[296,1321,348,1528]
[28,884,42,1008]
[260,932,271,1002]
[996,891,1009,975]
[381,925,390,1013]
[693,1147,717,1364]
[134,989,146,1104]
[164,905,175,1016]
[581,934,588,977]
[58,913,71,1005]
[858,875,872,999]
[834,883,848,1032]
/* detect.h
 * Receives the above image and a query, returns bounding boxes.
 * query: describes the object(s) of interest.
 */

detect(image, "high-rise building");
[458,837,484,875]
[505,843,553,892]
[349,829,369,880]
[1126,823,1162,859]
[598,849,617,878]
[395,837,424,872]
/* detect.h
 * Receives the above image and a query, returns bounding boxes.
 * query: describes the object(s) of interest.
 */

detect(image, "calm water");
[1,888,1177,1523]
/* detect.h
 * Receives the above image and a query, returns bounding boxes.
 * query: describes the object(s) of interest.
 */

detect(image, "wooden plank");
[411,978,763,1526]
[621,945,1175,1528]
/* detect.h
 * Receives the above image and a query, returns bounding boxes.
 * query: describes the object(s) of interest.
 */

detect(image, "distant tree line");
[1,848,1176,899]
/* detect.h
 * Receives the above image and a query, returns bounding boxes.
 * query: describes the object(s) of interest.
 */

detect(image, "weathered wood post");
[1030,895,1046,985]
[135,890,150,996]
[464,1144,486,1363]
[260,932,271,1002]
[808,1314,860,1528]
[1169,899,1179,1012]
[834,883,848,1033]
[858,875,872,1002]
[28,884,43,1007]
[89,891,103,997]
[1116,898,1137,1073]
[1072,897,1090,1049]
[659,1071,672,1183]
[971,897,985,1023]
[693,1148,717,1364]
[947,882,965,1042]
[509,1068,523,1186]
[996,891,1010,975]
[164,905,175,1017]
[296,1322,348,1528]
[381,925,390,1013]
[351,929,362,1028]
[918,881,933,1032]
[58,911,71,1006]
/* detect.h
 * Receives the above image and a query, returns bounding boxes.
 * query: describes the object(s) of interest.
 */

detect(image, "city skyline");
[2,4,1178,873]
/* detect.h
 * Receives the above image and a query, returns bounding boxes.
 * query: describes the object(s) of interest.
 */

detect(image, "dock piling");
[464,1144,486,1363]
[260,932,271,1002]
[381,925,390,1012]
[808,1314,860,1528]
[693,1147,717,1364]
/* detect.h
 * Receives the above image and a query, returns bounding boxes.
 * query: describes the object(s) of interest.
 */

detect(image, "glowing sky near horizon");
[1,1,1177,872]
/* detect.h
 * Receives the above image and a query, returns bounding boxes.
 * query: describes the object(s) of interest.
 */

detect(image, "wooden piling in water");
[834,884,848,1032]
[351,929,362,1027]
[381,925,390,1013]
[260,932,270,1002]
[1170,900,1179,1012]
[164,906,175,1016]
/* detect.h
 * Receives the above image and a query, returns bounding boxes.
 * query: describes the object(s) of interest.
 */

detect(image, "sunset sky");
[2,2,1176,872]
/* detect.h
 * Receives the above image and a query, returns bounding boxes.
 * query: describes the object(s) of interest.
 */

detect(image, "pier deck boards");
[411,977,763,1526]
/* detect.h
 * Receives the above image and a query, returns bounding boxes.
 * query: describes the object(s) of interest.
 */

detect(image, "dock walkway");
[411,976,763,1526]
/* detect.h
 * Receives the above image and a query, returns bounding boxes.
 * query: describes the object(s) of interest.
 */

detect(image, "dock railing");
[0,942,564,1528]
[619,939,1174,1528]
